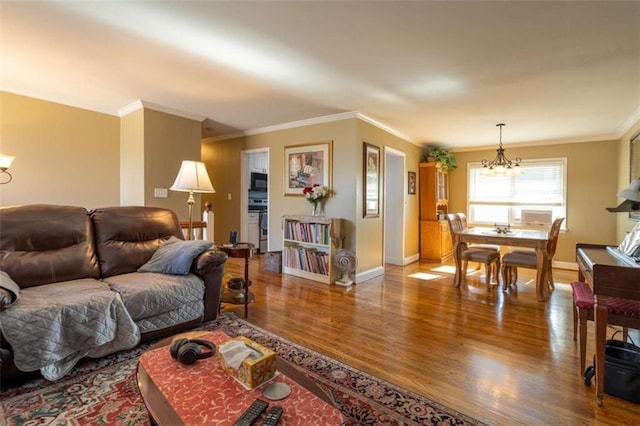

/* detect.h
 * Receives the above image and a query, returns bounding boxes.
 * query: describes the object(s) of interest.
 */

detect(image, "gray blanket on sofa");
[0,278,140,381]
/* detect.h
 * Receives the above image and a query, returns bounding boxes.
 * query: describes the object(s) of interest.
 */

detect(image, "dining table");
[451,227,551,301]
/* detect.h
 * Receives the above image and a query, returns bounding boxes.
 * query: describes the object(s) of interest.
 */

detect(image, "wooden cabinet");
[419,162,448,221]
[282,215,344,284]
[420,220,452,261]
[249,152,268,173]
[419,162,452,261]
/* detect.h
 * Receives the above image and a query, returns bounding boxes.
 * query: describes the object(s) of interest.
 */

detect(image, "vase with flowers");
[303,184,328,216]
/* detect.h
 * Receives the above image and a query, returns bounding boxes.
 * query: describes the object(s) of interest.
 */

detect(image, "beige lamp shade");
[0,154,16,171]
[170,160,215,193]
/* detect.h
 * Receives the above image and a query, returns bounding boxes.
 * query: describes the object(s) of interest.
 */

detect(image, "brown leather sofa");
[0,204,228,382]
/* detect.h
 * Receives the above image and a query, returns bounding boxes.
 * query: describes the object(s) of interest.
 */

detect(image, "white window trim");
[466,157,567,230]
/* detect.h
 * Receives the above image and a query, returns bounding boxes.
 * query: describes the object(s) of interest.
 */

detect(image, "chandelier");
[481,123,522,176]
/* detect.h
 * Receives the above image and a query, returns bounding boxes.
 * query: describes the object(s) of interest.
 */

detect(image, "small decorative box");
[217,336,276,389]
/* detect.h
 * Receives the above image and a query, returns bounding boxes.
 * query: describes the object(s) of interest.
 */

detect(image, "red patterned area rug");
[1,312,485,425]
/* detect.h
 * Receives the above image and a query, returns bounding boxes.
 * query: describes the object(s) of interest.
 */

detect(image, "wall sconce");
[606,178,640,212]
[0,154,16,184]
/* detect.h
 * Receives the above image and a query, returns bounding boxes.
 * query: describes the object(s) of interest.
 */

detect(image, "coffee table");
[137,331,345,425]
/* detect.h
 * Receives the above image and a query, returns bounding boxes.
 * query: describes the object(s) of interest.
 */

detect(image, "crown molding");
[243,111,359,136]
[118,100,205,122]
[618,106,640,139]
[241,111,412,143]
[355,112,413,143]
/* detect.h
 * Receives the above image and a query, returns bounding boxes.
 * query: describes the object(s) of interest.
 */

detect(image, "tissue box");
[218,336,276,389]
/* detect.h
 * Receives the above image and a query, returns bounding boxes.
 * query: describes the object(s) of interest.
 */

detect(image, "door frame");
[241,148,270,247]
[383,147,406,265]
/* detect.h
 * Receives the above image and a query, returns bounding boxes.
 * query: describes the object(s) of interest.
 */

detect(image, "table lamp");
[170,160,215,239]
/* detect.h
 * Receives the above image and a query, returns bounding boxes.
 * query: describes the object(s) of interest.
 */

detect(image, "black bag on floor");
[584,332,640,404]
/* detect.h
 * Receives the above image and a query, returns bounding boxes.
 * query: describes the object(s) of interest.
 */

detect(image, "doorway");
[241,148,269,254]
[384,147,406,265]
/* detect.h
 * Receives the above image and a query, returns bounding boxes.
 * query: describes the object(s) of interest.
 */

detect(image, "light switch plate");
[154,188,168,198]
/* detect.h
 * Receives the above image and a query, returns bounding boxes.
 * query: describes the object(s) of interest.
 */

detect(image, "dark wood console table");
[219,242,255,318]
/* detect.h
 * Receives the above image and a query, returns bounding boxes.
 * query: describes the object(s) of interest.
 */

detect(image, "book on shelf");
[285,221,329,245]
[284,245,329,276]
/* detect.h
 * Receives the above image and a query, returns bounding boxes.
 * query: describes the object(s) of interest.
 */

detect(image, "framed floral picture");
[284,141,332,196]
[363,142,380,218]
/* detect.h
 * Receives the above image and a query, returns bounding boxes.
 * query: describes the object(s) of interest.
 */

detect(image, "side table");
[219,242,255,318]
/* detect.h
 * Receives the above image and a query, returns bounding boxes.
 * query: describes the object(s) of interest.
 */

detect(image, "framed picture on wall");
[630,131,640,221]
[363,142,380,218]
[408,171,416,195]
[284,141,332,196]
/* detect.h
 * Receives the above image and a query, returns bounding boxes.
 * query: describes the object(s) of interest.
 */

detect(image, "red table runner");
[139,331,345,425]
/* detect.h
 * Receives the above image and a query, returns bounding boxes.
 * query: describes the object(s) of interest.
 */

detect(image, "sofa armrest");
[191,249,229,276]
[0,271,20,312]
[191,248,228,322]
[0,288,14,312]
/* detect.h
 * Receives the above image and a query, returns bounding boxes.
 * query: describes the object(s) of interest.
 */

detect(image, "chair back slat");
[546,217,565,257]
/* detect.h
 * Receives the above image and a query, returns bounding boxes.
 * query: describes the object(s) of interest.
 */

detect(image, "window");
[467,158,567,229]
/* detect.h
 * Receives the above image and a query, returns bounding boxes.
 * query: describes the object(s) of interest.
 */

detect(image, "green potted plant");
[420,145,457,172]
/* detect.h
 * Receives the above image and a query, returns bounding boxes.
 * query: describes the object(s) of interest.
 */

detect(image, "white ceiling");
[2,1,639,148]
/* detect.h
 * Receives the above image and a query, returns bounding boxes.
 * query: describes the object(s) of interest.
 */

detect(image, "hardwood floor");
[221,255,640,425]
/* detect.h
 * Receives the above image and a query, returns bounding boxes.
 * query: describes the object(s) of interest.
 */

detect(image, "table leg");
[595,299,607,406]
[244,254,250,318]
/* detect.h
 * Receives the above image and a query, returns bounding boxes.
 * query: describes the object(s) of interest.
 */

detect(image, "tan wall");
[356,120,422,271]
[120,108,145,205]
[450,140,619,263]
[0,92,202,219]
[201,136,245,244]
[142,108,203,221]
[615,118,640,241]
[0,92,120,208]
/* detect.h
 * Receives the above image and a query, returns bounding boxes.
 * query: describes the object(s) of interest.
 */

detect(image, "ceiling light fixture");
[481,123,522,176]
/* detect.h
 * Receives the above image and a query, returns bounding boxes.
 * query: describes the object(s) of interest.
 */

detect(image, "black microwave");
[250,172,268,191]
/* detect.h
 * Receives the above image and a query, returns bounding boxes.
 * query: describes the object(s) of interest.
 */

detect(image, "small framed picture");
[408,171,416,195]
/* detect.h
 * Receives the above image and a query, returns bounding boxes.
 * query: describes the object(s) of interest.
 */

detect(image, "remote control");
[261,405,283,426]
[233,399,269,426]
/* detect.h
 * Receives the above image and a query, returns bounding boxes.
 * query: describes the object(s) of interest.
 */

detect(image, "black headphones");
[170,338,216,365]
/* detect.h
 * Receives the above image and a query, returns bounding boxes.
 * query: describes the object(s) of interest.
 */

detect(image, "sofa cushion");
[138,236,214,275]
[91,206,184,278]
[0,204,100,288]
[103,272,204,322]
[134,302,205,334]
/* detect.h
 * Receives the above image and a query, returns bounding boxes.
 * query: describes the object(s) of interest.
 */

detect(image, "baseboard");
[384,253,420,266]
[553,260,578,271]
[356,266,385,283]
[403,253,420,265]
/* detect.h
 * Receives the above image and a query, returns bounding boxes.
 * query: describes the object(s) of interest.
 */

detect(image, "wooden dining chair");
[446,213,501,290]
[501,217,564,291]
[458,213,501,254]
